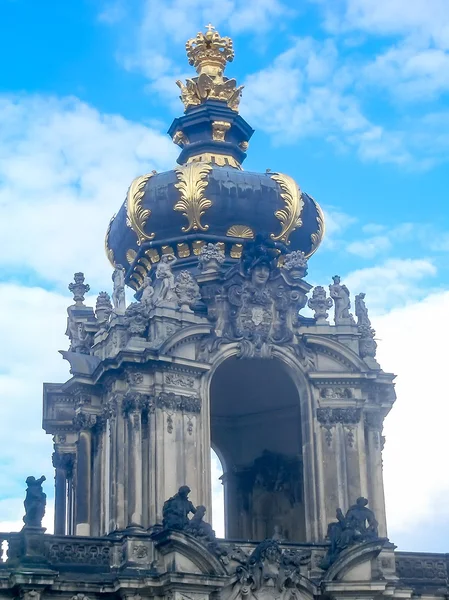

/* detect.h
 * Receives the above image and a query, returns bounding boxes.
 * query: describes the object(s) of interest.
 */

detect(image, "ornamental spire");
[176,25,243,112]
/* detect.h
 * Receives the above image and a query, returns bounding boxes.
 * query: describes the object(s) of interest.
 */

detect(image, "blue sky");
[0,0,448,551]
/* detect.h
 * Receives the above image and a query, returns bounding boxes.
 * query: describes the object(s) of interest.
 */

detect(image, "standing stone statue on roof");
[141,275,155,308]
[112,265,126,313]
[155,255,177,307]
[23,475,46,529]
[355,293,371,328]
[329,275,355,325]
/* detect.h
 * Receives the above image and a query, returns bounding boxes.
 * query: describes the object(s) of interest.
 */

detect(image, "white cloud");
[241,37,414,165]
[363,41,449,102]
[0,94,177,289]
[315,0,449,47]
[105,0,291,94]
[346,235,392,258]
[374,290,449,546]
[0,283,71,512]
[344,258,437,314]
[0,499,54,534]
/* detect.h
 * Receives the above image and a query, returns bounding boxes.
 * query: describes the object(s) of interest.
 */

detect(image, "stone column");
[365,411,387,537]
[75,424,93,536]
[115,408,127,530]
[91,423,104,536]
[52,450,75,535]
[108,407,118,532]
[53,455,67,535]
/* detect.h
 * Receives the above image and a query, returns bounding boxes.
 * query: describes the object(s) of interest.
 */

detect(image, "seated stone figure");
[162,485,196,530]
[185,505,216,542]
[320,498,379,570]
[345,497,378,540]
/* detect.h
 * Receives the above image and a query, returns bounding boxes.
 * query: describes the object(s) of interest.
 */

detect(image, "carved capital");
[317,407,361,426]
[122,392,152,416]
[73,411,97,431]
[52,451,76,476]
[156,392,201,413]
[364,411,384,431]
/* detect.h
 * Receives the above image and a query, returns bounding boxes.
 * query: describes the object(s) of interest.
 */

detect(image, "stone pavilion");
[0,24,446,600]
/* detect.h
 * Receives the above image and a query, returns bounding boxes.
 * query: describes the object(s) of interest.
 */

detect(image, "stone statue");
[66,319,92,354]
[155,255,177,306]
[271,525,285,541]
[345,497,378,539]
[355,293,371,328]
[185,505,216,542]
[308,285,333,323]
[329,275,355,325]
[95,291,112,326]
[162,485,196,530]
[141,275,155,308]
[175,270,200,310]
[23,475,46,529]
[320,497,378,569]
[354,293,378,363]
[112,265,126,313]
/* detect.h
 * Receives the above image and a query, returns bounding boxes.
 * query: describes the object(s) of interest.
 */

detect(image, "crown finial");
[185,25,235,77]
[176,25,243,112]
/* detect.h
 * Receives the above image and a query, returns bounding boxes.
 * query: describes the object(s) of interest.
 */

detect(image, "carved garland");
[174,162,213,232]
[126,172,157,245]
[270,172,304,245]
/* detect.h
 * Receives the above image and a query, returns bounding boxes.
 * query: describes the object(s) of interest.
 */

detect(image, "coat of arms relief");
[200,244,313,361]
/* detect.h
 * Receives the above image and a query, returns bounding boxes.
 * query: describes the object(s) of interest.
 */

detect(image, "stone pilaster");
[124,396,144,528]
[365,410,387,537]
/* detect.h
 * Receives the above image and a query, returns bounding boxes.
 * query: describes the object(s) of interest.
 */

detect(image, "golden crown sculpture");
[186,24,235,77]
[176,25,243,112]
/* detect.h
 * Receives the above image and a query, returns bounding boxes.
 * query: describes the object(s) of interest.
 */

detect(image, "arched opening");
[210,448,225,537]
[210,356,305,541]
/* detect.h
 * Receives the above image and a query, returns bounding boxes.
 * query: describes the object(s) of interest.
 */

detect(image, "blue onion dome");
[105,25,325,291]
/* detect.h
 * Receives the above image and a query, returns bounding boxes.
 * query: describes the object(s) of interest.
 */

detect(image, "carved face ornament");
[252,264,270,286]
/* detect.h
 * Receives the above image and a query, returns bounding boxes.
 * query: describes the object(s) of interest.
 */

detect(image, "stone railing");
[396,551,449,587]
[0,530,325,575]
[0,531,118,571]
[1,530,448,591]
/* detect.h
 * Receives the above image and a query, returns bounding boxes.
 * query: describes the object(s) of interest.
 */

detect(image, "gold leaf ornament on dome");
[105,214,116,267]
[126,171,157,245]
[174,162,213,232]
[226,225,255,239]
[270,172,304,245]
[126,249,137,264]
[308,195,325,257]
